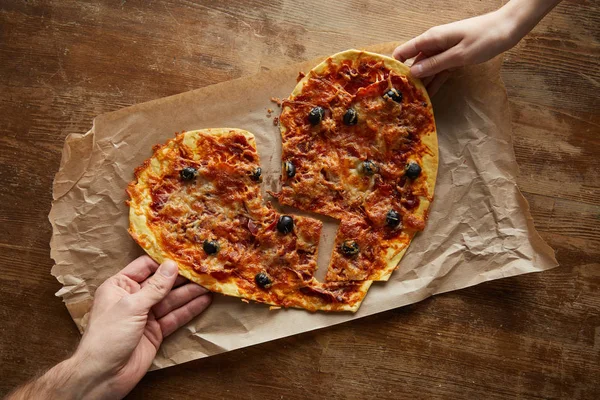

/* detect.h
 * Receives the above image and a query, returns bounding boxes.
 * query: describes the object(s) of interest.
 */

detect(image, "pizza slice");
[127,128,371,312]
[273,49,438,282]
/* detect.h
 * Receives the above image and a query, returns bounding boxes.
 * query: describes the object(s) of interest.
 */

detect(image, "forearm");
[501,0,563,39]
[7,355,109,400]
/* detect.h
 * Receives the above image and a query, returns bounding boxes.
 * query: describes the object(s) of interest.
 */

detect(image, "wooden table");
[1,1,598,398]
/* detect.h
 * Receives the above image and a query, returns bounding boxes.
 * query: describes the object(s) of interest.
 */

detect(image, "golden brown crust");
[276,49,438,282]
[128,128,371,312]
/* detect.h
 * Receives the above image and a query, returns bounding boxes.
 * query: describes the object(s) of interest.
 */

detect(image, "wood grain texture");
[0,0,598,398]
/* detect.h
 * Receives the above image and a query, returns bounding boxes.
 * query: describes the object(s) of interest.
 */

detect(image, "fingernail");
[412,64,423,77]
[160,260,178,277]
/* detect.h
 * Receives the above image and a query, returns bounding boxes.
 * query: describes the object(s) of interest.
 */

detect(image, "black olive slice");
[386,209,401,227]
[180,167,198,181]
[343,108,358,125]
[340,240,360,257]
[255,272,272,288]
[250,167,262,182]
[383,88,403,103]
[405,162,421,179]
[308,106,324,125]
[203,239,219,255]
[360,160,378,175]
[284,161,296,178]
[277,215,294,234]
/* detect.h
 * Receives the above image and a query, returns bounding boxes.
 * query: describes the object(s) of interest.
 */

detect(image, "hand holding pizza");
[8,256,211,400]
[393,0,563,96]
[74,256,212,399]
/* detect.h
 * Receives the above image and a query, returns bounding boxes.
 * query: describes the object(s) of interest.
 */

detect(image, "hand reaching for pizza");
[7,256,212,400]
[393,0,563,96]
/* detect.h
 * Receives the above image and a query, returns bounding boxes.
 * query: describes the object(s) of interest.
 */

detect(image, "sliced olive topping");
[250,167,262,182]
[405,162,421,179]
[383,88,403,103]
[277,215,294,234]
[255,272,272,289]
[284,160,296,178]
[386,209,401,227]
[180,167,198,181]
[340,240,360,257]
[203,239,219,255]
[308,106,324,125]
[360,160,378,176]
[343,108,358,126]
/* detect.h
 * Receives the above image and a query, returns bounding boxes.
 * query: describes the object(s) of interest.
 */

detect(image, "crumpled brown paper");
[49,42,557,369]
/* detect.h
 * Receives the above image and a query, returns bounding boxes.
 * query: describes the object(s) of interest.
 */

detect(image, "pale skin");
[7,2,564,399]
[7,256,212,400]
[394,0,564,96]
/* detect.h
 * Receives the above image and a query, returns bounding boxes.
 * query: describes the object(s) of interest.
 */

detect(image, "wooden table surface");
[1,1,598,398]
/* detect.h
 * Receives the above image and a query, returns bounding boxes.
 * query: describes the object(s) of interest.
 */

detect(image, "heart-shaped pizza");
[127,50,438,312]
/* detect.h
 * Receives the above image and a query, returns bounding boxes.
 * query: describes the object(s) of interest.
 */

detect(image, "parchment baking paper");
[49,42,557,369]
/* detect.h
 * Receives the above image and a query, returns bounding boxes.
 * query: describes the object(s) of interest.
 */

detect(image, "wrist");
[7,355,112,400]
[75,353,114,392]
[499,0,562,39]
[44,355,111,399]
[494,5,526,45]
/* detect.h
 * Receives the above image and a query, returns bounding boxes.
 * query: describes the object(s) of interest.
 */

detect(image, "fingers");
[158,294,212,337]
[152,283,210,319]
[411,52,427,66]
[393,38,420,62]
[174,275,189,288]
[422,75,435,87]
[142,274,187,290]
[393,27,449,62]
[410,48,461,78]
[426,70,451,97]
[119,255,160,283]
[127,260,179,312]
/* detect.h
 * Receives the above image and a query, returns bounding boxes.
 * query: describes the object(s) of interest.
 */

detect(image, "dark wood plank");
[0,0,598,399]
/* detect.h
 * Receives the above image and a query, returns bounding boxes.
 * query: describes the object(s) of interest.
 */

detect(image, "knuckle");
[451,46,467,63]
[424,26,442,42]
[181,306,195,321]
[200,296,213,309]
[426,56,440,71]
[196,293,213,309]
[146,276,168,294]
[426,26,440,37]
[189,283,207,296]
[151,302,166,316]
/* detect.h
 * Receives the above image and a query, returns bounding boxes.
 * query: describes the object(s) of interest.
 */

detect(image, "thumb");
[130,260,179,312]
[410,49,460,78]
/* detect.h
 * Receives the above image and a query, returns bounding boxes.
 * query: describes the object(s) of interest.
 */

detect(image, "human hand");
[393,0,563,97]
[8,256,212,400]
[68,255,210,398]
[393,9,518,96]
[77,256,212,399]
